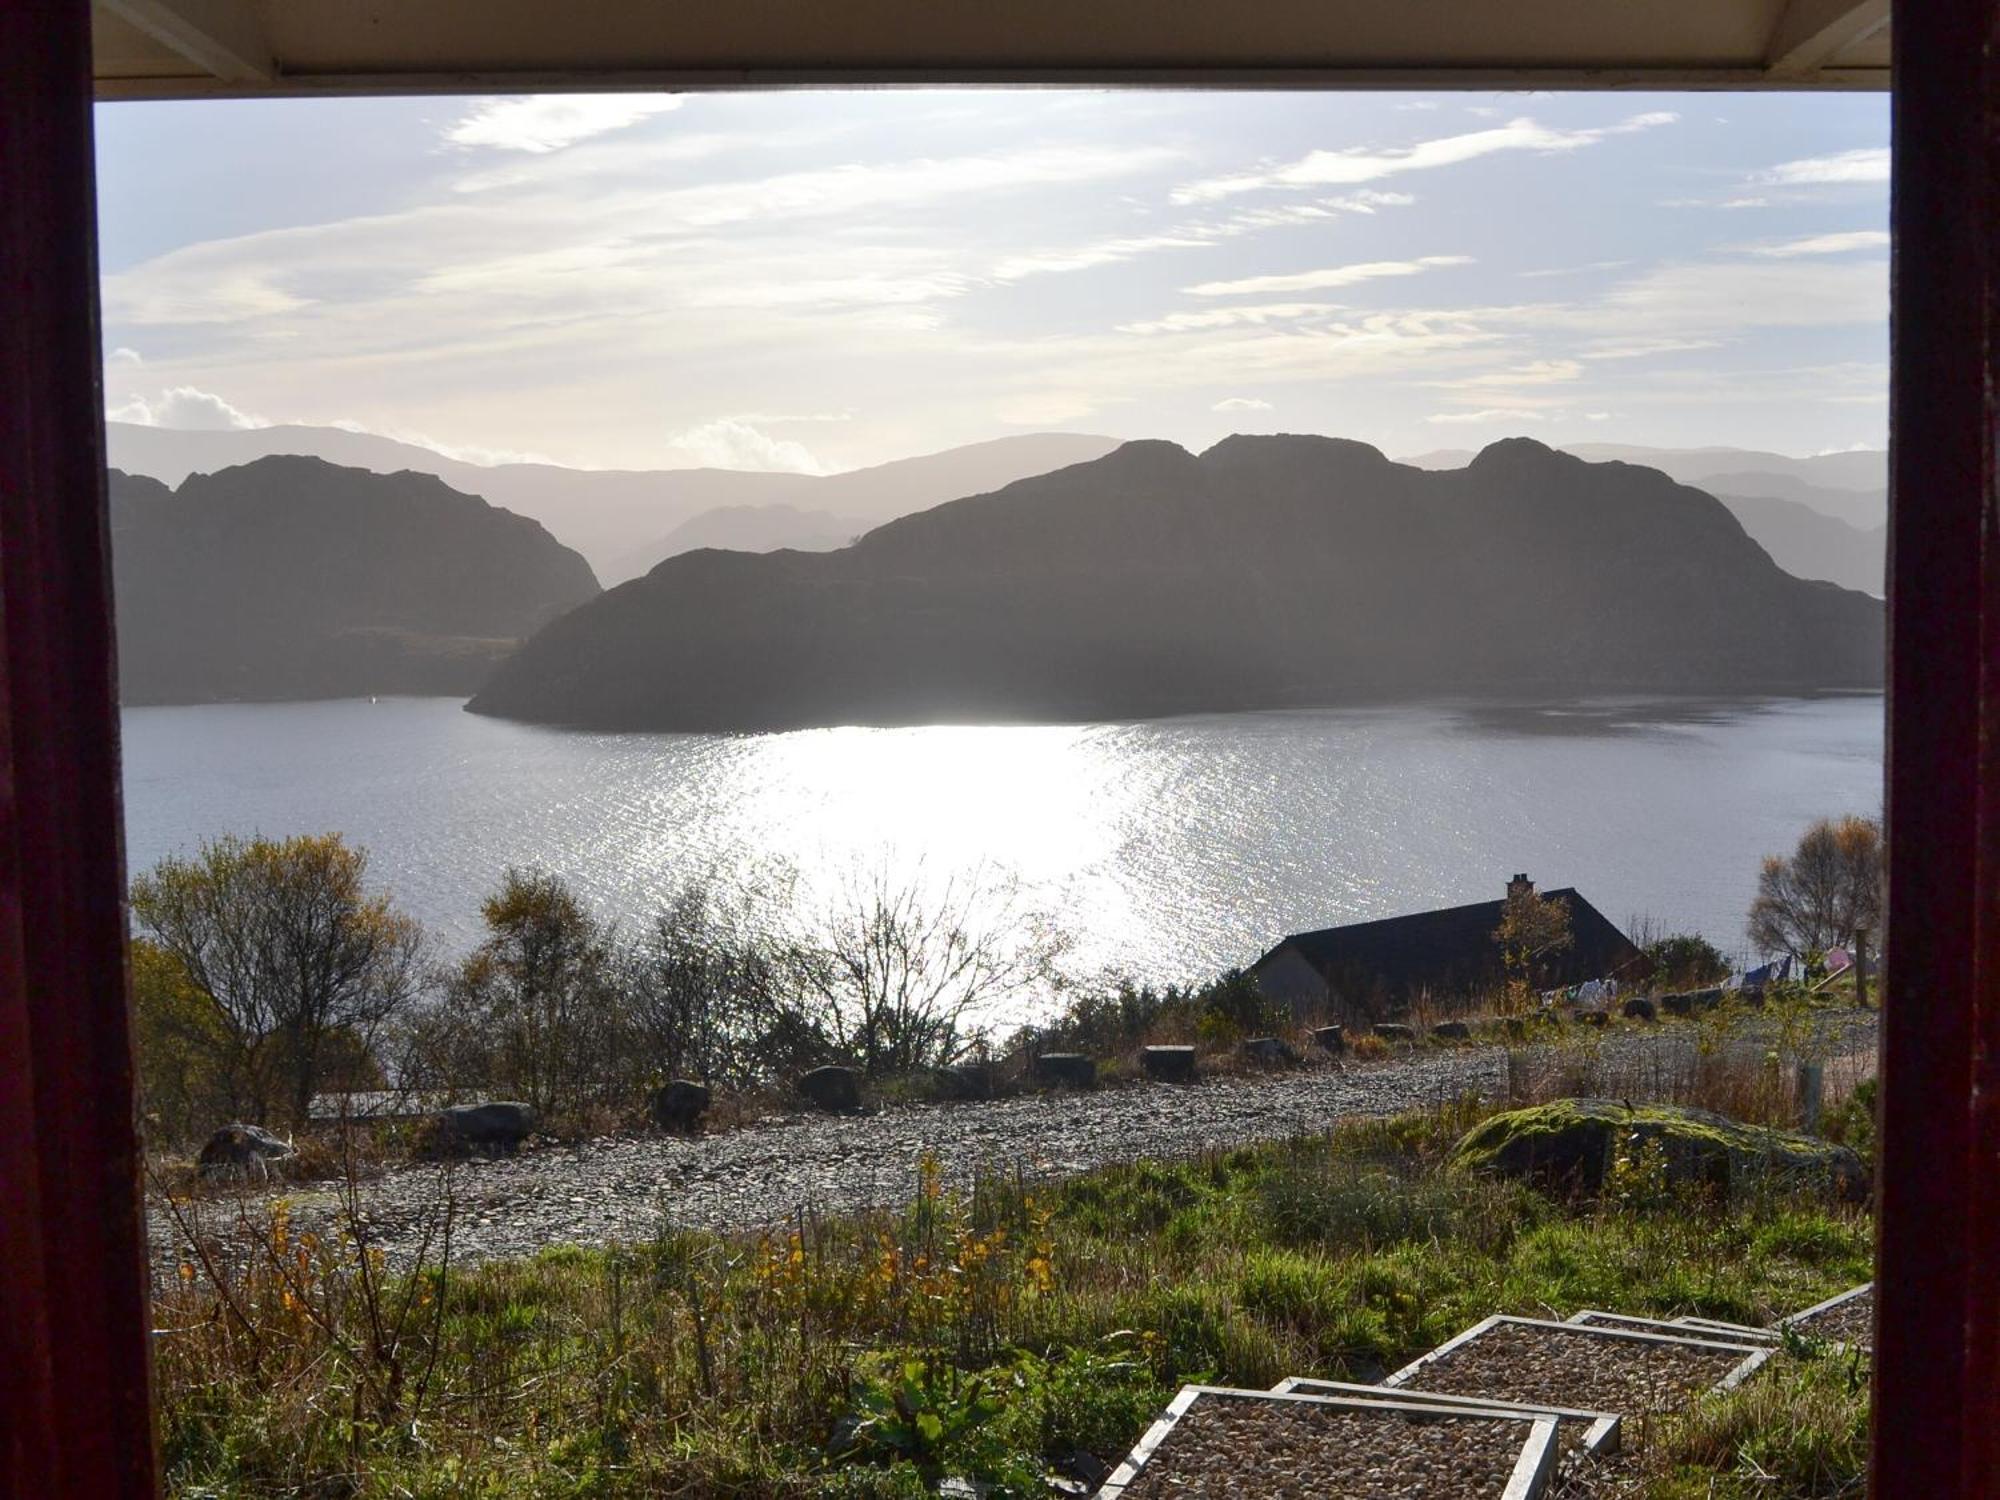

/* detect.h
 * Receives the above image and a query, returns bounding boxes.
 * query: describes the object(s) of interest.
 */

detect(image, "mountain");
[1402,441,1887,582]
[467,435,1885,733]
[605,503,860,580]
[111,456,600,704]
[106,423,1120,583]
[1710,491,1884,596]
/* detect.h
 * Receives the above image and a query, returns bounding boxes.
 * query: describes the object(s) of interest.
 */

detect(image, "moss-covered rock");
[1450,1098,1866,1203]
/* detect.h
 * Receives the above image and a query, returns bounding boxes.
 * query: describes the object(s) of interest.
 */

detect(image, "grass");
[151,1099,1873,1498]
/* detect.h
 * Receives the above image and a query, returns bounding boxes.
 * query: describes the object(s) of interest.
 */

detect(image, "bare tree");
[1748,814,1885,958]
[130,833,424,1127]
[781,868,1067,1076]
[620,880,785,1086]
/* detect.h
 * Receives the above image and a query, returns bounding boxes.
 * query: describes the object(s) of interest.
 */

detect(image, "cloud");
[1186,256,1471,298]
[1426,408,1548,425]
[1120,303,1343,335]
[1430,359,1584,390]
[993,191,1417,282]
[1213,396,1273,411]
[1746,230,1889,257]
[1754,148,1889,186]
[106,345,143,365]
[445,95,684,153]
[662,417,834,474]
[995,391,1102,426]
[108,385,268,430]
[1173,112,1677,203]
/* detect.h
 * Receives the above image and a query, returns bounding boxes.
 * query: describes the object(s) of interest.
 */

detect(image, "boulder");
[798,1065,863,1113]
[1311,1025,1346,1054]
[1622,997,1658,1022]
[197,1123,294,1182]
[935,1061,997,1101]
[439,1101,535,1152]
[1431,1021,1472,1041]
[1451,1098,1867,1203]
[1035,1052,1097,1089]
[649,1079,712,1134]
[1240,1036,1293,1067]
[1373,1023,1416,1044]
[1662,987,1724,1017]
[1141,1045,1197,1083]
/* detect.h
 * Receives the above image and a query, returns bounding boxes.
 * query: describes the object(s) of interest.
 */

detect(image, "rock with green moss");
[1450,1098,1866,1203]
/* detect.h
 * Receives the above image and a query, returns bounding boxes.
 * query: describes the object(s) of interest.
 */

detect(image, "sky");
[93,88,1889,475]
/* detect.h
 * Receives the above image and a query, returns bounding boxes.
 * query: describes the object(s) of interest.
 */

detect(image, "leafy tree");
[1747,815,1885,958]
[129,935,234,1144]
[448,869,621,1117]
[130,833,423,1127]
[1643,933,1730,992]
[1493,887,1574,1011]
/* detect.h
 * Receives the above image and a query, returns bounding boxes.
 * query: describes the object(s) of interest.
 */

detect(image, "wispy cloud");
[1173,113,1677,203]
[1426,408,1547,425]
[1214,396,1273,411]
[1185,256,1471,298]
[1754,147,1889,186]
[1119,303,1343,335]
[1745,230,1888,257]
[445,95,685,153]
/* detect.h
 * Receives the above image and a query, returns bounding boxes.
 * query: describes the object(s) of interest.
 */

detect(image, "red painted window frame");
[2,0,1994,1492]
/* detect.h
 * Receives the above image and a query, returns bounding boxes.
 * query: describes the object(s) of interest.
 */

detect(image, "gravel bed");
[1117,1395,1534,1499]
[1788,1286,1873,1346]
[145,1010,1876,1280]
[1401,1322,1754,1416]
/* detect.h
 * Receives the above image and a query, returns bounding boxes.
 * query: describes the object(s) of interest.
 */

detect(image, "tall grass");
[150,1104,1872,1498]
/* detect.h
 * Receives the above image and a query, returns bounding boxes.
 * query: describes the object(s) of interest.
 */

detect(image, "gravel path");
[1117,1396,1532,1499]
[150,1010,1875,1278]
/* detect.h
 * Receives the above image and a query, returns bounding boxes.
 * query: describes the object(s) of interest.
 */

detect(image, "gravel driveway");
[151,1010,1876,1277]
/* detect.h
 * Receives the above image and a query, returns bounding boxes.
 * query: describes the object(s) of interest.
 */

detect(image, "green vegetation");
[153,1104,1871,1498]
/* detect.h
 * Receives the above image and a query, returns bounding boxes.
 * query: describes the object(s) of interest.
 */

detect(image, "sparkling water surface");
[120,695,1883,994]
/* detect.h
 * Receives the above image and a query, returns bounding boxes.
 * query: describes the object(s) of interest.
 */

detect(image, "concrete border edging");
[1272,1375,1622,1457]
[1097,1385,1562,1499]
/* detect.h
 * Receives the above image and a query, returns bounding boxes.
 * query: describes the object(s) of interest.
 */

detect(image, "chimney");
[1507,873,1534,901]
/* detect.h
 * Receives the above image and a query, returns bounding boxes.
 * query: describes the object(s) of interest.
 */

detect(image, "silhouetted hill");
[112,456,600,703]
[606,503,861,580]
[466,436,1884,732]
[107,423,1119,581]
[1711,490,1883,595]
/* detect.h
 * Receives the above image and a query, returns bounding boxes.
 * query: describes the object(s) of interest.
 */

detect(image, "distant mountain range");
[111,456,599,703]
[467,436,1885,733]
[106,422,1119,584]
[1406,441,1885,595]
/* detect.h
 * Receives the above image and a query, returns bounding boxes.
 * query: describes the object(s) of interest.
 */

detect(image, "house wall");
[1253,946,1329,1019]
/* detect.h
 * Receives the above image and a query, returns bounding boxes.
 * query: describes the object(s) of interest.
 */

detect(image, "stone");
[1035,1052,1097,1089]
[1373,1023,1416,1044]
[1141,1045,1197,1083]
[1451,1097,1867,1203]
[649,1079,711,1134]
[197,1122,294,1182]
[1240,1035,1292,1067]
[1662,987,1724,1017]
[1311,1025,1346,1054]
[1622,996,1658,1022]
[439,1101,535,1152]
[935,1061,997,1100]
[1431,1021,1472,1041]
[798,1065,863,1113]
